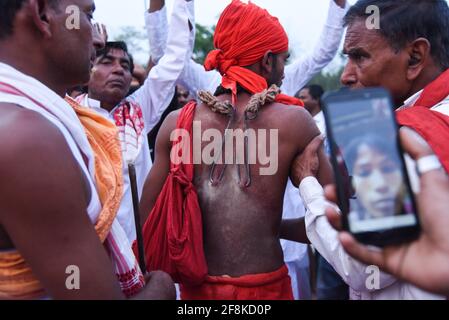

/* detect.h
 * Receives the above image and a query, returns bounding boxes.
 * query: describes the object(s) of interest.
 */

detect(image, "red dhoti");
[180,265,294,300]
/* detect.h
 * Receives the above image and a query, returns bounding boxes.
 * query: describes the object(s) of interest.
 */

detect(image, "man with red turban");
[203,0,304,107]
[139,0,333,300]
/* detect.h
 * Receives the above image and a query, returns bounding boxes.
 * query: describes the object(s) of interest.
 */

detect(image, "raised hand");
[93,22,108,44]
[149,0,165,12]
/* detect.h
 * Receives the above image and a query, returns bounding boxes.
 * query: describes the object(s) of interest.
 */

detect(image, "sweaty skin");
[140,90,333,277]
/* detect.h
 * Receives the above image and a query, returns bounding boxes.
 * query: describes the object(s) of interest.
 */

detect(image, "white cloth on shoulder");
[0,62,144,297]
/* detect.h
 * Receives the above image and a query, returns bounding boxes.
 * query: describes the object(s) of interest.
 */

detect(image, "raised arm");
[149,0,165,13]
[178,0,222,97]
[146,0,196,62]
[144,0,221,98]
[130,0,193,134]
[282,0,349,96]
[146,0,168,64]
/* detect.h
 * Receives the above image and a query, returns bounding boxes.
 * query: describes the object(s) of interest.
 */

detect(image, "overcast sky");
[92,0,446,69]
[92,0,361,66]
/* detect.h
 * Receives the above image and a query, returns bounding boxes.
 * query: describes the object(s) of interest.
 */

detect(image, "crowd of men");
[0,0,449,300]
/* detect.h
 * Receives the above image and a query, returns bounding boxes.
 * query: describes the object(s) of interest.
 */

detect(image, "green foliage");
[307,67,345,93]
[306,53,348,92]
[114,26,148,54]
[193,23,215,64]
[113,23,214,65]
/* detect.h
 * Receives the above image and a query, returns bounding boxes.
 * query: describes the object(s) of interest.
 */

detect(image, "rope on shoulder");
[196,85,281,188]
[197,84,280,119]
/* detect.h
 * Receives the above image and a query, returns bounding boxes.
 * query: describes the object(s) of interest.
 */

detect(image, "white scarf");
[0,62,145,297]
[75,93,145,165]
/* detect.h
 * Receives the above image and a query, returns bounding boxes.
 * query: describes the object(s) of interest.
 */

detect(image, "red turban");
[204,0,303,107]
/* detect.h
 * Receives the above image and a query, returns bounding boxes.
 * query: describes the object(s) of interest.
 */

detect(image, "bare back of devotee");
[141,89,332,277]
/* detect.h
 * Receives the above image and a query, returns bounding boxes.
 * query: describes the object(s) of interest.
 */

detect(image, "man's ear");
[261,50,274,75]
[406,38,432,81]
[27,0,56,39]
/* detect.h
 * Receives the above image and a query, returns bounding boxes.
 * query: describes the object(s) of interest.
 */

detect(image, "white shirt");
[145,1,348,98]
[145,2,196,64]
[313,111,326,137]
[400,89,449,117]
[84,0,193,242]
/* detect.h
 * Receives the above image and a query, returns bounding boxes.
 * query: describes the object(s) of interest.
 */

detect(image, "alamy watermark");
[365,265,381,290]
[170,122,279,176]
[65,5,81,30]
[65,265,80,290]
[366,5,381,30]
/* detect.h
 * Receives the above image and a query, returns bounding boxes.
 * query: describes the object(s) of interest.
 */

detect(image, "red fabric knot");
[141,102,208,285]
[170,167,195,195]
[204,49,237,75]
[202,0,303,106]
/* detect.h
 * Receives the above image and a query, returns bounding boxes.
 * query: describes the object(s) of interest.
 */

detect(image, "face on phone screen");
[326,95,417,234]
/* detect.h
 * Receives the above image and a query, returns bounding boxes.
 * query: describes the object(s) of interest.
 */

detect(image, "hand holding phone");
[325,127,449,296]
[322,88,420,246]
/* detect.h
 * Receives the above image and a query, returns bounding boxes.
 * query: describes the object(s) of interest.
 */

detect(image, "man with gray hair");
[294,0,449,299]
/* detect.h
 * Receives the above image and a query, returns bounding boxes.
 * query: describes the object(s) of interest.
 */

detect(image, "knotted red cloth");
[204,0,303,107]
[138,101,208,285]
[396,68,449,173]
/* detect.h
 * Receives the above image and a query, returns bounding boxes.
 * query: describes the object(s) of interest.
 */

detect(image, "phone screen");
[324,90,417,235]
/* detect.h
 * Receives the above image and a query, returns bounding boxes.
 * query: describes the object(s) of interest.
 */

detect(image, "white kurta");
[83,0,194,242]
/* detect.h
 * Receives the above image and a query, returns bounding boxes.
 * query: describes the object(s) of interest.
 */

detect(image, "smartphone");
[322,87,420,247]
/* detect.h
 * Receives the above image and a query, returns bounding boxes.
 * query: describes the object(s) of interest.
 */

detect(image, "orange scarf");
[66,96,124,241]
[0,252,44,300]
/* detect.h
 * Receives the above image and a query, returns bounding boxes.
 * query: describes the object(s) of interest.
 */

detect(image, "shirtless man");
[140,0,333,300]
[0,0,173,299]
[145,0,349,300]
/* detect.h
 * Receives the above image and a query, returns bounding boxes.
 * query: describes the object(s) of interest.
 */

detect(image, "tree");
[193,23,215,64]
[307,67,345,92]
[114,26,147,53]
[305,53,348,92]
[113,23,214,66]
[114,26,149,66]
